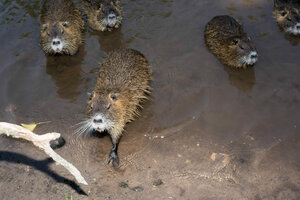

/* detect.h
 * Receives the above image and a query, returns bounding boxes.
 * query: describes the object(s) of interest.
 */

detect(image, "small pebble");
[161,136,164,139]
[132,186,144,192]
[50,136,65,149]
[152,179,163,187]
[119,182,129,188]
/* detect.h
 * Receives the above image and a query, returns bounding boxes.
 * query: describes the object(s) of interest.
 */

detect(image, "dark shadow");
[46,45,86,102]
[0,151,87,195]
[90,28,125,53]
[223,65,256,94]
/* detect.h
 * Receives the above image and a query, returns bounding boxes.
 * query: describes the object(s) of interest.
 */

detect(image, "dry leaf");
[21,121,51,132]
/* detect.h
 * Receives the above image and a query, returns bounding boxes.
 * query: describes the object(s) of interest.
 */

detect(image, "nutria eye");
[281,11,287,16]
[62,21,69,28]
[232,39,239,45]
[110,94,117,101]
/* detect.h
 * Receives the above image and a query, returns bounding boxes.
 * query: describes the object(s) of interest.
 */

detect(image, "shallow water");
[0,0,300,199]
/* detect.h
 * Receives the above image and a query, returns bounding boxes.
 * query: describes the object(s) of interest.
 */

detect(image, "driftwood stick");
[0,122,88,185]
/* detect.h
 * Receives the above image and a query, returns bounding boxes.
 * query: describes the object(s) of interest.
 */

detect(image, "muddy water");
[0,0,300,199]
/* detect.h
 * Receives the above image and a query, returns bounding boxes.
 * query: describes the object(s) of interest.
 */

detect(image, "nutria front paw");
[108,151,119,166]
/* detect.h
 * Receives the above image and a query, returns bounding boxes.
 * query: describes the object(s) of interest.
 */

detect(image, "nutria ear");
[110,93,119,101]
[96,3,103,10]
[110,93,118,101]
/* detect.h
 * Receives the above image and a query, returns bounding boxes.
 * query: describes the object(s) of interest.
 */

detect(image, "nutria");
[204,15,258,68]
[77,48,152,166]
[273,0,300,35]
[82,0,122,31]
[40,0,85,55]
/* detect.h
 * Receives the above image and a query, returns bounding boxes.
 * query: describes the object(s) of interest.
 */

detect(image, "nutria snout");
[204,15,258,68]
[77,48,152,166]
[40,0,85,55]
[82,0,123,32]
[273,0,300,35]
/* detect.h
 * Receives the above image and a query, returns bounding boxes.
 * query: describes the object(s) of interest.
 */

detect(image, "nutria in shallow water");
[82,0,122,31]
[204,15,258,68]
[273,0,300,35]
[40,0,85,55]
[77,48,152,166]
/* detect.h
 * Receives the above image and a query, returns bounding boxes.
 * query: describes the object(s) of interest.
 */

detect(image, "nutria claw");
[108,151,119,166]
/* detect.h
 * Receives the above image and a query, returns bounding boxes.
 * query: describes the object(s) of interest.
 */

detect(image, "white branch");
[0,122,88,185]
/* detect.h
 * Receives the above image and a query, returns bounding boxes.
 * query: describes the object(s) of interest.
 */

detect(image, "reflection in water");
[90,28,125,53]
[223,66,256,94]
[284,34,300,46]
[46,46,86,102]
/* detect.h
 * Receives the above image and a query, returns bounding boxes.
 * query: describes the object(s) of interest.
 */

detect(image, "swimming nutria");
[204,15,258,68]
[81,0,122,31]
[273,0,300,35]
[40,0,85,55]
[77,48,152,166]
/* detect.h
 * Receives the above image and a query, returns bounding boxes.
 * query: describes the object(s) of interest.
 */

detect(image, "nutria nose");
[251,54,257,59]
[93,118,103,123]
[108,13,116,20]
[52,40,60,45]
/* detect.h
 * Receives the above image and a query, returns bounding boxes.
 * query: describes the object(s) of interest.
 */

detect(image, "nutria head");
[224,35,258,67]
[273,0,300,35]
[205,15,258,68]
[76,90,127,136]
[41,21,70,54]
[40,0,84,55]
[98,1,122,29]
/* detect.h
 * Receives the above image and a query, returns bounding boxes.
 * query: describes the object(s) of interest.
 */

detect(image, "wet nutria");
[82,0,122,31]
[273,0,300,35]
[40,0,85,55]
[204,15,258,68]
[77,48,152,166]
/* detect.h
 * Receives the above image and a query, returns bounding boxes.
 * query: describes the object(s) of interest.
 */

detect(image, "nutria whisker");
[74,119,94,138]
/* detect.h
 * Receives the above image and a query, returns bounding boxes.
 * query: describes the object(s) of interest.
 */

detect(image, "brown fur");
[87,48,152,165]
[204,15,257,68]
[40,0,85,55]
[82,0,123,31]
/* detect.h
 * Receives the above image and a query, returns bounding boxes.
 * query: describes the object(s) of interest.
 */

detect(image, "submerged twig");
[0,122,88,185]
